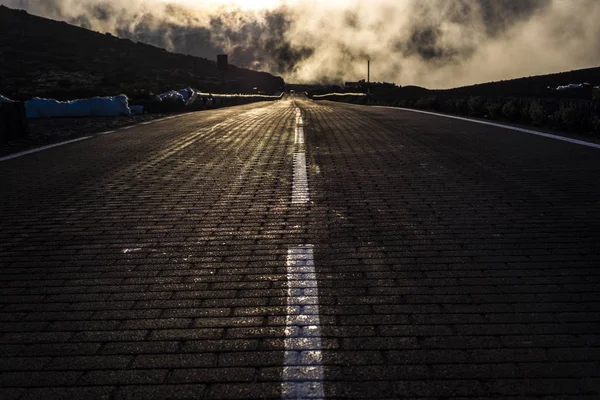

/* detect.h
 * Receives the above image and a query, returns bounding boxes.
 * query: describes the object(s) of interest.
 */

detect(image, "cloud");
[2,0,599,88]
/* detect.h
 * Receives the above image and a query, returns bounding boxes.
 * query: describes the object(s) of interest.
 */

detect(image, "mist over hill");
[1,0,599,88]
[0,5,284,101]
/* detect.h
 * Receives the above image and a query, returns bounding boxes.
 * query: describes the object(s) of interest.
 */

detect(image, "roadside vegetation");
[315,91,600,137]
[308,69,600,137]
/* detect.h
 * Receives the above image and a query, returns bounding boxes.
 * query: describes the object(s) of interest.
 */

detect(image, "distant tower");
[367,58,371,95]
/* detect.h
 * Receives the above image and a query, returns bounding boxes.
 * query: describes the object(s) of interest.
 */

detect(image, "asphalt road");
[1,97,599,399]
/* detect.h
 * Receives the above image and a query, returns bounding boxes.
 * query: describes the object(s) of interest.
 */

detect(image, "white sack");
[158,91,185,102]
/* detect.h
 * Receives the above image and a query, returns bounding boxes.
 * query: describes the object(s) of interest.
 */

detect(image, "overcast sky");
[3,0,600,88]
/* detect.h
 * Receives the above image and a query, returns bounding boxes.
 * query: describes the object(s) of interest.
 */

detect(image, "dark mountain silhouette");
[434,67,600,99]
[303,66,599,101]
[365,68,600,100]
[0,5,284,101]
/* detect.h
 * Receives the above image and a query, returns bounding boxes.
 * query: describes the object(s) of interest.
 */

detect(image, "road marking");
[0,136,92,162]
[282,245,325,400]
[121,125,135,130]
[292,153,309,204]
[97,130,116,136]
[295,127,305,145]
[375,106,600,150]
[292,106,309,204]
[140,121,153,125]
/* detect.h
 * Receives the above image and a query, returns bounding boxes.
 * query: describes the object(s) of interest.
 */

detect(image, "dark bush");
[415,97,438,110]
[593,87,600,101]
[468,96,486,116]
[557,103,584,129]
[502,100,519,121]
[402,99,416,108]
[453,98,469,115]
[317,93,600,136]
[486,102,503,119]
[592,116,600,134]
[442,99,455,113]
[529,100,547,126]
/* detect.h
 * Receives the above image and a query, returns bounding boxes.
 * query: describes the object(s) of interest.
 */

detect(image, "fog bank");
[2,0,599,88]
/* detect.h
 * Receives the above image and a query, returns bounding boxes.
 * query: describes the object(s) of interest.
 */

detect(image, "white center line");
[295,126,305,145]
[292,106,309,204]
[0,136,92,162]
[292,153,309,204]
[282,245,325,400]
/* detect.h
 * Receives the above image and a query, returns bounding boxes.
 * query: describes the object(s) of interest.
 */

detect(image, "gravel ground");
[0,113,178,157]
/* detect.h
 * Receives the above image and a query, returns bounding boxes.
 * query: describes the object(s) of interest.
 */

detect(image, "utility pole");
[367,58,371,96]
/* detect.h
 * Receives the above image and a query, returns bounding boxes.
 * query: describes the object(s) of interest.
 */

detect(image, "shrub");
[529,100,547,126]
[442,99,456,113]
[468,96,485,116]
[557,103,583,129]
[592,116,600,134]
[405,99,418,108]
[519,100,532,123]
[453,98,469,115]
[395,99,407,108]
[415,97,438,110]
[502,100,519,121]
[486,102,503,119]
[594,88,600,101]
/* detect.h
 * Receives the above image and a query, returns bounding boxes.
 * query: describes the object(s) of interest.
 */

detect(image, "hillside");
[361,67,600,100]
[0,6,284,101]
[434,67,600,99]
[303,67,600,101]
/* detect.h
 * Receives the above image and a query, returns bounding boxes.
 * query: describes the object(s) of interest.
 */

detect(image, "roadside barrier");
[186,93,283,111]
[132,93,284,114]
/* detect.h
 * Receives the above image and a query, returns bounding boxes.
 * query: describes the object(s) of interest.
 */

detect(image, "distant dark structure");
[217,54,229,72]
[345,81,364,90]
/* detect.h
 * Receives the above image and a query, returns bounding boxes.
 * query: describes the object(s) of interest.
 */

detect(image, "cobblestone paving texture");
[304,100,600,398]
[0,101,304,399]
[0,97,599,399]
